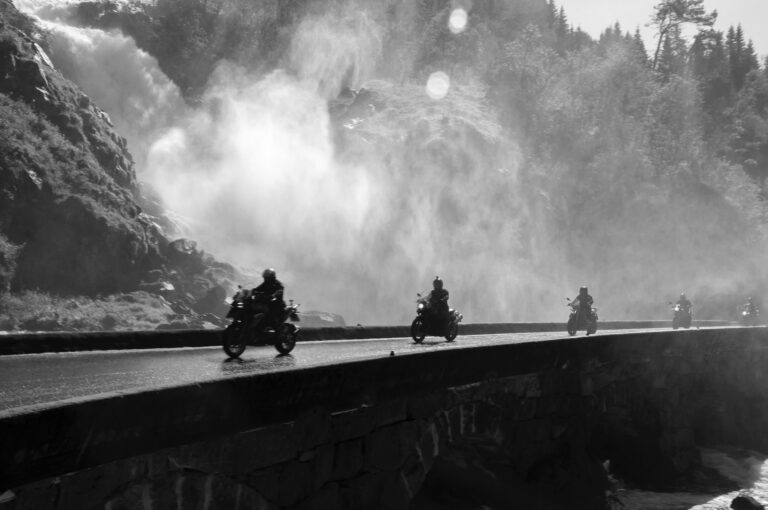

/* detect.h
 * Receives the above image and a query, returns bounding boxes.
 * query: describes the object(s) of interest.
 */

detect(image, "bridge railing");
[0,320,731,355]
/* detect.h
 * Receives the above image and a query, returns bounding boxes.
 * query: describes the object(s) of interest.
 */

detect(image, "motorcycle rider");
[676,292,692,313]
[744,297,758,316]
[572,286,594,323]
[252,268,285,329]
[427,276,450,325]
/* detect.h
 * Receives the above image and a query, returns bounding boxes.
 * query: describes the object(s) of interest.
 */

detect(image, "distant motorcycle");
[222,287,300,358]
[672,304,692,330]
[566,298,598,336]
[411,293,463,343]
[741,307,760,326]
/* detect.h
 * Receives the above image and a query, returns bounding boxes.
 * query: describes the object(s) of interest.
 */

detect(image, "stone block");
[0,482,58,510]
[364,422,417,472]
[330,400,406,443]
[294,409,333,451]
[378,472,411,510]
[209,475,241,510]
[293,482,340,510]
[400,453,426,498]
[418,422,440,471]
[339,473,385,510]
[147,476,179,510]
[106,482,151,510]
[332,439,364,480]
[460,403,476,435]
[277,461,313,507]
[517,398,538,421]
[501,373,542,398]
[217,425,299,474]
[311,444,335,490]
[243,467,279,503]
[237,484,277,510]
[405,394,445,421]
[56,459,139,510]
[444,407,461,442]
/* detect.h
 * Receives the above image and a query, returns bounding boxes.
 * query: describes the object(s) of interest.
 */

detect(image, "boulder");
[732,495,764,510]
[192,285,229,318]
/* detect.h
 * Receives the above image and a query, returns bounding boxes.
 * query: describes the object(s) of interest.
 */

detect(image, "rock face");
[0,0,164,294]
[0,0,242,316]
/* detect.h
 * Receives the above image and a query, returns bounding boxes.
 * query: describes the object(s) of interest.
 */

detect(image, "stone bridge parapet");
[2,328,767,509]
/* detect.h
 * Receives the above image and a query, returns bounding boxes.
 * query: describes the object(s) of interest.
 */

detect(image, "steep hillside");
[0,0,247,330]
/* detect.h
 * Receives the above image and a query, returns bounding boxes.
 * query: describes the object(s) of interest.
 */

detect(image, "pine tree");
[744,40,759,75]
[651,0,716,71]
[633,27,648,62]
[547,0,557,28]
[555,6,568,55]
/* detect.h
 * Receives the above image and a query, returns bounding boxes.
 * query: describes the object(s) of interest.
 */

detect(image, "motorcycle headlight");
[418,303,424,310]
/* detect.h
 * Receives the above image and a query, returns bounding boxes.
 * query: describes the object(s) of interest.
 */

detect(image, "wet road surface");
[0,328,673,416]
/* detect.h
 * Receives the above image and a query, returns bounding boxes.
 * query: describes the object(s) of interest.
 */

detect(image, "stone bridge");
[1,327,767,509]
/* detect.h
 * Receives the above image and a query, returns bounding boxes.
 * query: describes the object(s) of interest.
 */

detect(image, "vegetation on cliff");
[0,0,245,330]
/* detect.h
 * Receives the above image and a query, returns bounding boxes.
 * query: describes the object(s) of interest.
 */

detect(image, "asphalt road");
[0,328,671,416]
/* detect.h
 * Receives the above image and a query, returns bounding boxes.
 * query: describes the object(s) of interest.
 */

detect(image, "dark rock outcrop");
[732,495,765,510]
[0,0,164,294]
[0,0,241,310]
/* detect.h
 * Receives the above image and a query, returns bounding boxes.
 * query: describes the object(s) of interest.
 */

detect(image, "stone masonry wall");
[3,328,768,509]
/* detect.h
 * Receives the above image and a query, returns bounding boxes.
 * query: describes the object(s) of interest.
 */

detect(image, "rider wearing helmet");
[427,276,450,322]
[745,297,758,315]
[573,286,594,313]
[253,268,285,328]
[677,292,692,313]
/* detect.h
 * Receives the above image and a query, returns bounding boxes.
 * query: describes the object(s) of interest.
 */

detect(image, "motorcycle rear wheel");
[567,316,577,336]
[411,318,426,343]
[223,323,247,358]
[275,324,297,355]
[445,321,459,342]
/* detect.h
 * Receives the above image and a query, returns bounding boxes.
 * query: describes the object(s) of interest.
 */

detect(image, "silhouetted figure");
[677,292,692,312]
[745,297,758,316]
[572,286,594,313]
[252,268,285,329]
[427,276,450,323]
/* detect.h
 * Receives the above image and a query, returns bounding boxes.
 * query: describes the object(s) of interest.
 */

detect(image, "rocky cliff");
[0,0,242,328]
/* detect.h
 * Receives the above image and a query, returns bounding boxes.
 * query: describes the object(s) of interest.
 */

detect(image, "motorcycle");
[222,287,300,358]
[566,298,598,336]
[411,293,463,343]
[671,304,692,329]
[741,307,760,326]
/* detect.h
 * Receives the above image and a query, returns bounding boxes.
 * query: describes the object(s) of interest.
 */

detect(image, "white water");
[619,449,768,510]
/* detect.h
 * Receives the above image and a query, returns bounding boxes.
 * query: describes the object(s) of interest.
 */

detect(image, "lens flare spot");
[425,71,450,100]
[448,8,468,34]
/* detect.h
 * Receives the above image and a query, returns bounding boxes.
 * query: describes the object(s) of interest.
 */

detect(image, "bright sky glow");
[557,0,768,59]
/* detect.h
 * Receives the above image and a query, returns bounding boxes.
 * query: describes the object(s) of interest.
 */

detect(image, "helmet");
[680,292,686,299]
[433,276,443,290]
[262,268,276,281]
[579,286,588,295]
[748,296,754,302]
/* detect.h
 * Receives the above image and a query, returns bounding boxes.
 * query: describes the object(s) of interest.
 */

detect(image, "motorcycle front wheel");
[275,323,298,355]
[223,323,247,358]
[672,316,679,330]
[587,320,597,336]
[567,316,577,336]
[445,321,459,342]
[411,318,426,343]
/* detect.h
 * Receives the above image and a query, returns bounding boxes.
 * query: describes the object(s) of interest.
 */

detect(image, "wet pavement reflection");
[0,328,667,415]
